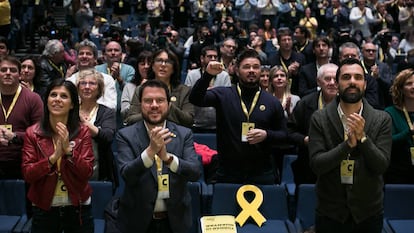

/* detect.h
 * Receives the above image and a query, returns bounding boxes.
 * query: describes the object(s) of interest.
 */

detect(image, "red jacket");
[22,123,94,210]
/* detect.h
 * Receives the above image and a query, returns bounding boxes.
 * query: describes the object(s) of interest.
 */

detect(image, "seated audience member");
[399,27,414,54]
[126,49,194,128]
[95,40,135,124]
[115,79,201,233]
[397,49,414,73]
[20,56,41,93]
[361,42,393,109]
[38,39,67,98]
[294,25,314,64]
[298,36,331,97]
[259,65,270,91]
[185,46,231,133]
[385,69,414,184]
[268,65,300,118]
[0,36,9,57]
[0,56,43,179]
[190,49,288,184]
[269,27,306,95]
[77,69,117,183]
[67,39,117,110]
[288,63,338,185]
[121,50,152,119]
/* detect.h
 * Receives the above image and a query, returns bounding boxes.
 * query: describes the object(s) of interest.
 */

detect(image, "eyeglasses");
[364,49,377,53]
[79,81,98,87]
[0,67,18,73]
[154,58,174,65]
[142,98,168,105]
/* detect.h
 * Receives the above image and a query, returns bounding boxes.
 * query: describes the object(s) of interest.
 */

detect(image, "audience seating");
[383,184,414,233]
[0,179,27,233]
[294,184,316,233]
[193,133,217,150]
[280,154,298,197]
[188,182,202,233]
[90,181,114,233]
[211,183,295,233]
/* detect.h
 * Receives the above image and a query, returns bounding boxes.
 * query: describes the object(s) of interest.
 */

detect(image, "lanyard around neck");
[237,84,260,122]
[403,106,414,142]
[49,60,64,78]
[0,85,22,122]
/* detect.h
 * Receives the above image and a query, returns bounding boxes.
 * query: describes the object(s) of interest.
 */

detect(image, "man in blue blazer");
[115,80,201,233]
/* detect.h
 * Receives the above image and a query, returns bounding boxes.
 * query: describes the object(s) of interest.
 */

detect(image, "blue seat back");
[295,184,316,230]
[188,182,202,233]
[90,181,113,220]
[384,184,414,219]
[211,183,290,220]
[0,179,26,216]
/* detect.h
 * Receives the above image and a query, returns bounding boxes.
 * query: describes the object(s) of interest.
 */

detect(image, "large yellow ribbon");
[235,185,266,227]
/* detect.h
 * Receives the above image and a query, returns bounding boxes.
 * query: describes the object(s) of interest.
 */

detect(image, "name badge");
[340,160,354,184]
[157,174,170,199]
[241,122,255,142]
[0,124,12,131]
[52,177,69,205]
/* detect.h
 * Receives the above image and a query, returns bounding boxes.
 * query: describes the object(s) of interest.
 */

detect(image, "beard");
[142,111,169,126]
[339,86,364,103]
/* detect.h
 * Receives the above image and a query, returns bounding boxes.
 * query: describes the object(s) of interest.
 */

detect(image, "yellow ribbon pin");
[235,185,266,227]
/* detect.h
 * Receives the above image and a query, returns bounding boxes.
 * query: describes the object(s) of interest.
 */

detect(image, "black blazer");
[93,104,117,185]
[298,62,318,97]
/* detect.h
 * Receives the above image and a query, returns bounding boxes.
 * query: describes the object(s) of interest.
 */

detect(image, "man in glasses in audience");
[360,42,393,109]
[185,45,231,133]
[0,56,43,179]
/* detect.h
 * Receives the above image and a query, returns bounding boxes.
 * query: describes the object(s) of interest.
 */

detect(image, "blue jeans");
[316,213,383,233]
[31,205,94,233]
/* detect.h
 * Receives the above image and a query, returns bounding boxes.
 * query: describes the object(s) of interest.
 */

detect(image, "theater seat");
[90,181,113,233]
[383,184,414,233]
[0,179,27,233]
[211,183,295,233]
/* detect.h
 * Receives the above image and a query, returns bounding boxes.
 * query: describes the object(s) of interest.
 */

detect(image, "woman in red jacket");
[22,79,95,233]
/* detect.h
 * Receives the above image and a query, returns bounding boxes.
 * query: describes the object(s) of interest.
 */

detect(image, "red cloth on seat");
[194,142,217,165]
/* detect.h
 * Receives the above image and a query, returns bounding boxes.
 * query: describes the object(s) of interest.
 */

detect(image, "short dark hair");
[336,58,365,82]
[312,36,331,50]
[0,56,21,73]
[201,45,218,56]
[138,79,171,103]
[235,49,260,68]
[277,27,292,41]
[0,36,8,48]
[295,25,310,39]
[147,49,181,88]
[42,79,80,139]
